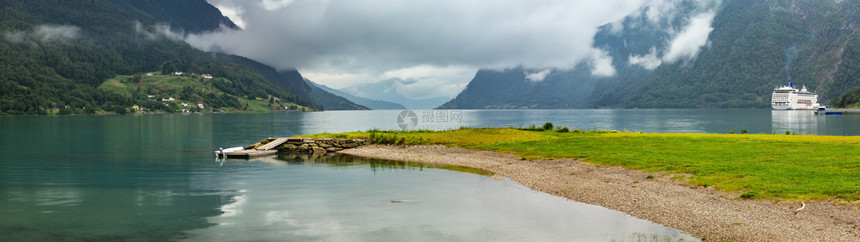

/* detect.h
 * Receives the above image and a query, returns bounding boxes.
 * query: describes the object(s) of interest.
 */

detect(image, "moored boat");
[771,82,819,110]
[215,146,244,158]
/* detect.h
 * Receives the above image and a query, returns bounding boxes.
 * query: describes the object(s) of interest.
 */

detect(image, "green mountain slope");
[0,0,365,114]
[305,81,370,110]
[441,0,860,109]
[105,0,240,33]
[212,54,368,110]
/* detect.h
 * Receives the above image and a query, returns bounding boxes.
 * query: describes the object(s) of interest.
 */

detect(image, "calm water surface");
[2,109,857,241]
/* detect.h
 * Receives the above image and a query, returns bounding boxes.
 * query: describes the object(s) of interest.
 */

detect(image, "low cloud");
[625,0,720,69]
[34,25,81,41]
[392,78,468,100]
[186,0,723,99]
[381,65,474,99]
[590,49,616,77]
[4,24,81,42]
[525,69,552,82]
[305,65,474,99]
[662,11,715,63]
[134,21,158,40]
[190,0,646,98]
[629,47,662,70]
[134,21,186,41]
[260,0,294,11]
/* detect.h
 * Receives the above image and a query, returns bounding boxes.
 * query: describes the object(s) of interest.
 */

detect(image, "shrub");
[519,124,543,131]
[543,122,554,131]
[646,174,655,179]
[785,130,791,135]
[557,127,569,132]
[741,129,748,134]
[58,108,74,115]
[740,191,757,199]
[370,132,397,144]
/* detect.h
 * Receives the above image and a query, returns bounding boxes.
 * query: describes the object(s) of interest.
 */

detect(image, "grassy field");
[309,128,860,201]
[97,73,310,113]
[99,74,225,99]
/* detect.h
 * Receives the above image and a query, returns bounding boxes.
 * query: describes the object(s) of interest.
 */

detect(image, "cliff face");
[441,0,860,109]
[107,0,240,33]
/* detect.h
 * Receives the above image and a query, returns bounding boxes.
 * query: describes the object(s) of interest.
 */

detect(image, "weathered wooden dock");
[224,137,369,159]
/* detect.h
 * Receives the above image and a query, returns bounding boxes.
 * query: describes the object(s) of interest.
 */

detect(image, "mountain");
[210,54,367,110]
[307,81,406,110]
[342,79,451,109]
[439,67,597,109]
[106,0,240,33]
[441,0,860,109]
[304,80,370,110]
[0,0,366,114]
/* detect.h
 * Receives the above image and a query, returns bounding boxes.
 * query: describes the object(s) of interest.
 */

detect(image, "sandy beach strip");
[339,144,860,241]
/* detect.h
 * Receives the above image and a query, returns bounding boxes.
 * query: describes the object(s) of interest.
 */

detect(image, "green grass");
[97,79,131,97]
[100,73,225,100]
[241,98,276,112]
[310,128,860,201]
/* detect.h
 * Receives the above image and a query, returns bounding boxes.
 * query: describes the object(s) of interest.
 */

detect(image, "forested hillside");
[106,0,240,33]
[0,0,365,115]
[442,0,860,109]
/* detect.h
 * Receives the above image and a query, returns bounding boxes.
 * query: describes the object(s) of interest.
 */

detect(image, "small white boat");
[215,146,244,158]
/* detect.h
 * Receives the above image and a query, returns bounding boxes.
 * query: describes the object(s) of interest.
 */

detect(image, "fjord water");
[2,109,857,241]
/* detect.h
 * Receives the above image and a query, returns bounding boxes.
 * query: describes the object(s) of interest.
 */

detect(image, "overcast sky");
[187,0,717,100]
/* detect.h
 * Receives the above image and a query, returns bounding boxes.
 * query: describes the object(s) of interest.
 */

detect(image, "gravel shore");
[339,145,860,241]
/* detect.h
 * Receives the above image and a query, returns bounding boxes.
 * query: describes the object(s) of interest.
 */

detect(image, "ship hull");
[771,104,790,110]
[771,104,818,110]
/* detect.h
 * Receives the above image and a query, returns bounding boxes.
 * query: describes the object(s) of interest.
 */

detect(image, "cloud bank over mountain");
[188,0,719,100]
[626,0,721,69]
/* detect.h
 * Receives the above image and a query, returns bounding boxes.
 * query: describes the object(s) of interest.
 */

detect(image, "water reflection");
[187,155,696,241]
[0,115,231,241]
[269,153,492,176]
[770,110,820,135]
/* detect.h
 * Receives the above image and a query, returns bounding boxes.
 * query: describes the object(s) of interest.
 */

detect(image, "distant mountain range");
[307,81,406,110]
[340,79,452,110]
[441,0,860,109]
[0,0,367,114]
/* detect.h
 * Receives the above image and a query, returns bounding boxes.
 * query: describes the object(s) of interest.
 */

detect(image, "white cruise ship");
[771,82,819,110]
